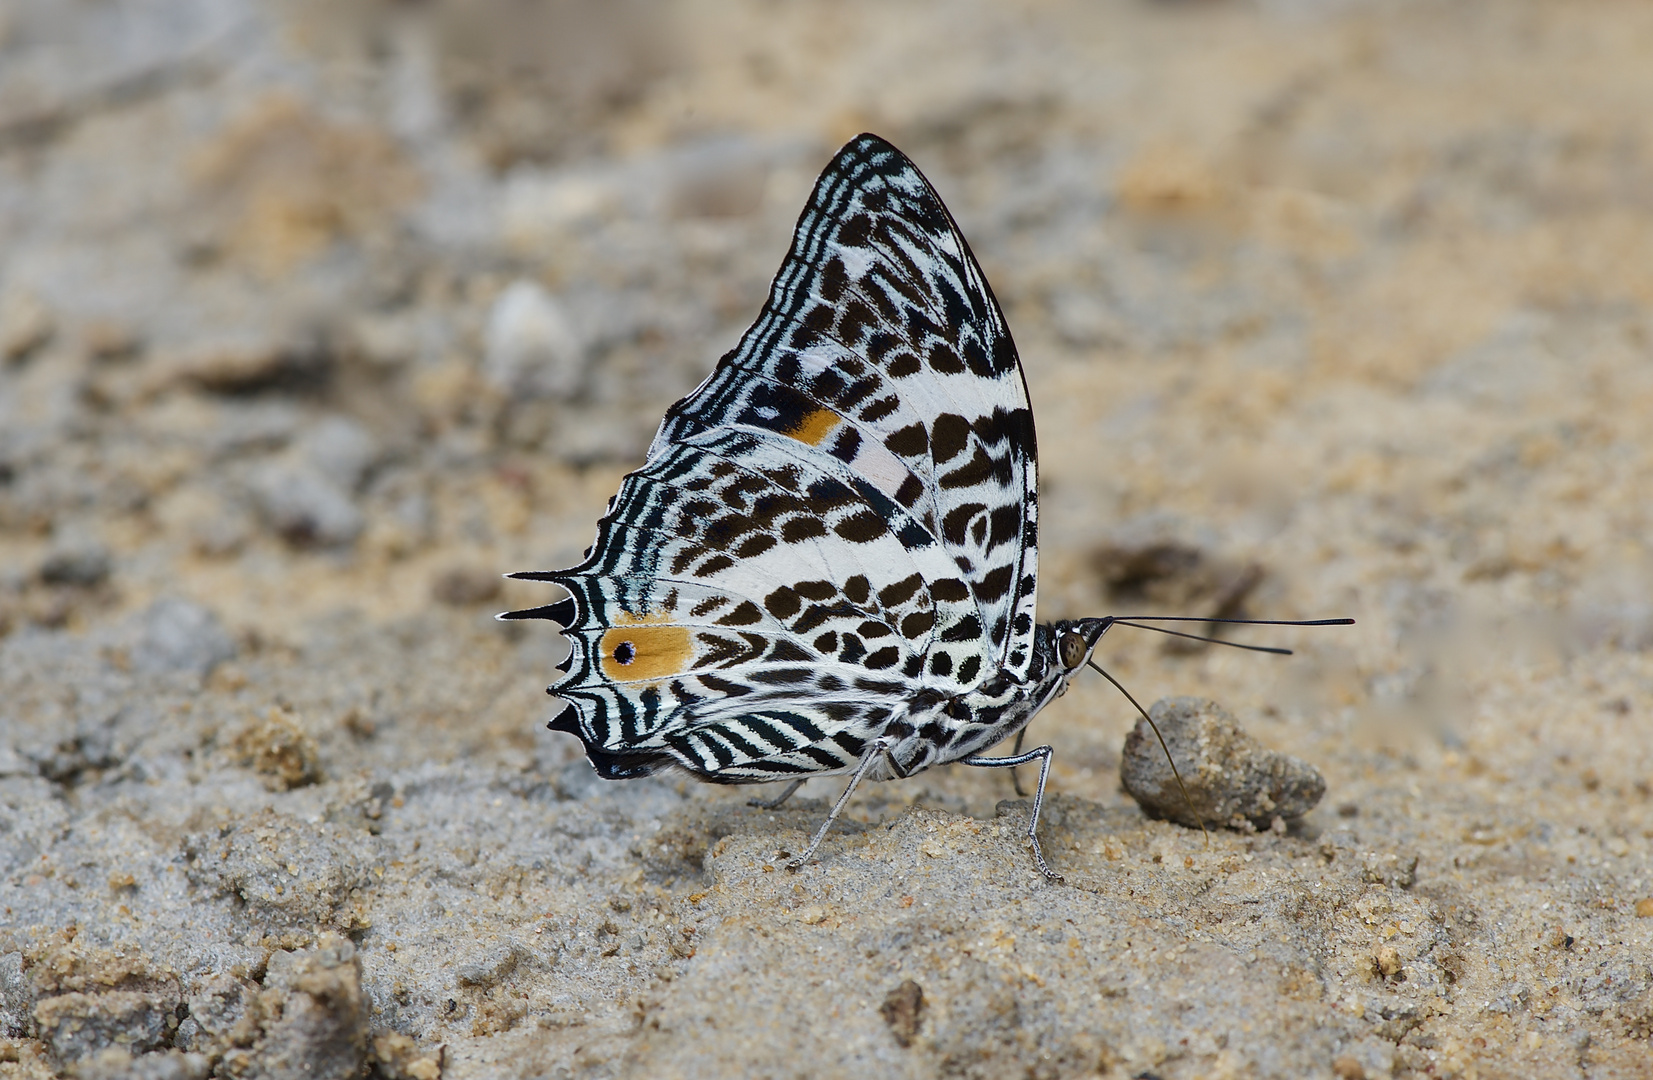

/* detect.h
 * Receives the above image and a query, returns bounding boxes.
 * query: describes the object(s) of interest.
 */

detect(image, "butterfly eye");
[1059,632,1086,670]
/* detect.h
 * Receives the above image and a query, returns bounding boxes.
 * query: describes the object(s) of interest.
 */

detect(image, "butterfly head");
[1048,616,1117,676]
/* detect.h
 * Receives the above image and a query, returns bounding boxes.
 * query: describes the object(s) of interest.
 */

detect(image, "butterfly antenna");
[1120,616,1355,627]
[1085,659,1209,845]
[1112,621,1294,655]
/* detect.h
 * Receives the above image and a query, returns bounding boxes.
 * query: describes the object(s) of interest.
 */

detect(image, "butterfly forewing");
[509,134,1040,782]
[654,135,1038,675]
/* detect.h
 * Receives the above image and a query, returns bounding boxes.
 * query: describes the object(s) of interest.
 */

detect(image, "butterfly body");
[507,135,1110,878]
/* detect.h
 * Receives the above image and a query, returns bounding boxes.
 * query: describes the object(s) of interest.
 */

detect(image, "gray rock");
[127,598,236,677]
[249,461,364,547]
[33,989,176,1067]
[238,937,367,1080]
[1120,697,1326,830]
[482,279,585,399]
[183,809,373,932]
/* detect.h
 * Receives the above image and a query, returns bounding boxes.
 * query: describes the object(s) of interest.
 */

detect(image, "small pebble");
[0,289,54,361]
[482,280,584,400]
[39,537,112,587]
[231,708,322,790]
[1120,697,1326,830]
[128,598,237,677]
[250,461,364,547]
[297,416,378,491]
[880,980,924,1047]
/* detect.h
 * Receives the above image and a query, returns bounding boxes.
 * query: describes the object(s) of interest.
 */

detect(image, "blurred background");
[1,0,1650,765]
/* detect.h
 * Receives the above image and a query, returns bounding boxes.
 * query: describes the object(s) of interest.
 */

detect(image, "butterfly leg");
[1008,728,1028,797]
[748,779,805,810]
[785,742,888,872]
[961,745,1064,883]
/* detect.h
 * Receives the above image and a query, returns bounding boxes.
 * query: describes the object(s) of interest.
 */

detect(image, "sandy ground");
[1,0,1651,1077]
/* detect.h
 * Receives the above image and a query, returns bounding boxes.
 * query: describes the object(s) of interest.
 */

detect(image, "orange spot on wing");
[599,612,694,682]
[787,407,840,446]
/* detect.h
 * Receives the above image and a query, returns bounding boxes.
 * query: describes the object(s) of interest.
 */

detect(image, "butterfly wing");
[655,134,1039,675]
[505,134,1039,781]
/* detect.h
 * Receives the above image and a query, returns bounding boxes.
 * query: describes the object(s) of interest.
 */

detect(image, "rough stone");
[33,990,177,1068]
[172,974,258,1061]
[1120,697,1326,830]
[183,810,374,932]
[230,936,366,1080]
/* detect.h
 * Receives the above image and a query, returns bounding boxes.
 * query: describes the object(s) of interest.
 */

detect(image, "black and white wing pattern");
[505,134,1039,784]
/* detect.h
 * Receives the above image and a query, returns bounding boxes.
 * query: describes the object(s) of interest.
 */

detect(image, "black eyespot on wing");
[877,573,924,609]
[794,579,837,601]
[941,503,986,546]
[977,566,1013,603]
[988,504,1022,548]
[768,637,812,662]
[735,533,777,559]
[864,646,901,670]
[939,446,994,491]
[887,351,922,378]
[717,601,763,626]
[765,587,801,619]
[928,343,965,374]
[859,394,900,423]
[781,517,828,542]
[695,553,736,576]
[884,423,928,457]
[930,414,971,463]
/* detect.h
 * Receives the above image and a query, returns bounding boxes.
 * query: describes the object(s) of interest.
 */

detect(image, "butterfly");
[503,134,1342,881]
